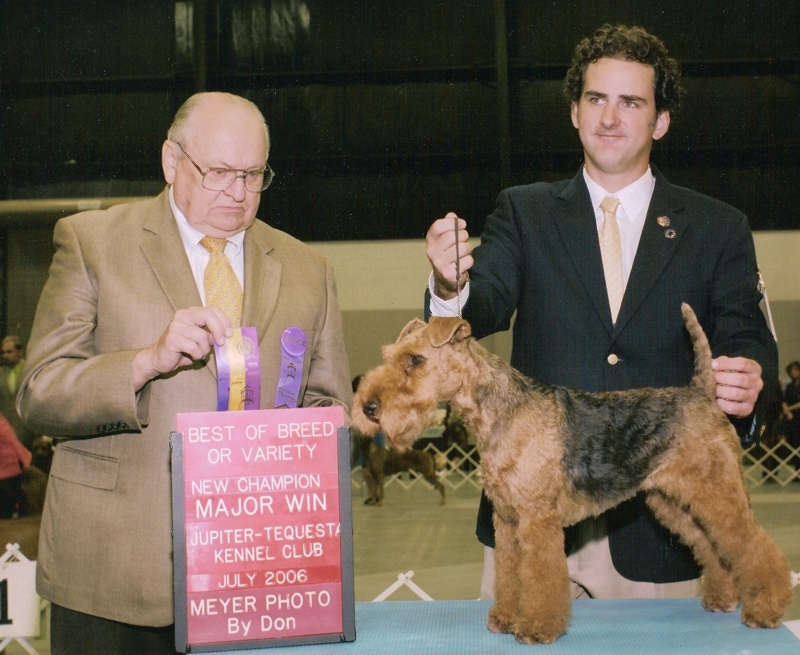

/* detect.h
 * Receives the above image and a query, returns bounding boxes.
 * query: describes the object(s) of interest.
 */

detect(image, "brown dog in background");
[360,437,446,506]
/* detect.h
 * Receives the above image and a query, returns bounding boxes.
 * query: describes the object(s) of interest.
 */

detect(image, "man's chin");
[205,211,256,237]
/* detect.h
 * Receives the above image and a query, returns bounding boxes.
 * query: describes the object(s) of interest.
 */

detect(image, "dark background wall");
[2,0,798,244]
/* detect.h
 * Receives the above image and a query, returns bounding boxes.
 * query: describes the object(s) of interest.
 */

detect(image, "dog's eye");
[403,354,424,375]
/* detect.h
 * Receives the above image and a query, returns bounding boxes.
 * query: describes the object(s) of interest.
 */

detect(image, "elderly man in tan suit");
[18,92,352,655]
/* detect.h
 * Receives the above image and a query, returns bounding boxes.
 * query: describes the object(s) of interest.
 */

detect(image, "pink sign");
[175,406,348,648]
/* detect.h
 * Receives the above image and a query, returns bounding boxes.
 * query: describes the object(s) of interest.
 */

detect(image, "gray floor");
[4,482,799,654]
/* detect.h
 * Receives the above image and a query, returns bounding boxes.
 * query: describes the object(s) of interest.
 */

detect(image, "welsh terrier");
[351,304,792,644]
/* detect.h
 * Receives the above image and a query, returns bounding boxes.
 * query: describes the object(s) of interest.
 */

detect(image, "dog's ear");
[396,318,427,343]
[428,317,472,347]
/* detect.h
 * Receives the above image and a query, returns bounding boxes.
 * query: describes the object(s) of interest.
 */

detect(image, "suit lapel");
[139,190,215,376]
[614,168,688,333]
[139,191,203,313]
[553,171,615,332]
[241,222,282,342]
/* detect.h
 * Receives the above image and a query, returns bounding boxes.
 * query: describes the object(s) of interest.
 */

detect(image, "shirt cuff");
[428,272,470,317]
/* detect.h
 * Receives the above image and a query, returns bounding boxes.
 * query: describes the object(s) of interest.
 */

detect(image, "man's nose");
[225,175,248,201]
[600,103,619,127]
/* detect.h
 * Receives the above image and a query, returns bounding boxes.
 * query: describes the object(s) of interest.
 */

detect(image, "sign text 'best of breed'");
[171,406,355,652]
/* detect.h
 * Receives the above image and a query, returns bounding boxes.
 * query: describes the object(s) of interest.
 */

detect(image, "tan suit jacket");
[17,189,352,626]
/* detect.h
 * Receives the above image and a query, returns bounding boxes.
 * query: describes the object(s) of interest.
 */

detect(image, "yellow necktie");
[599,196,624,323]
[7,366,18,394]
[201,236,243,327]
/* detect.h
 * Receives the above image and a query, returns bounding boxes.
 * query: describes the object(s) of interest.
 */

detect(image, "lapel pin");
[657,216,670,227]
[665,228,676,239]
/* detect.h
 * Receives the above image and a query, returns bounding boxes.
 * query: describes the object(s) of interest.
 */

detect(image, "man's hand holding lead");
[426,212,473,300]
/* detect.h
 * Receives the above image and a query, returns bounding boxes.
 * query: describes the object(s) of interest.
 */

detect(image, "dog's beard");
[351,368,439,449]
[380,405,436,451]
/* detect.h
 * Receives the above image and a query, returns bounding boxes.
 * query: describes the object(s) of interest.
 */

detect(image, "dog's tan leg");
[376,470,385,505]
[435,479,446,505]
[649,443,792,628]
[362,444,386,505]
[645,490,738,612]
[363,466,380,505]
[487,515,518,636]
[705,512,790,627]
[365,445,388,506]
[501,511,570,644]
[422,469,446,505]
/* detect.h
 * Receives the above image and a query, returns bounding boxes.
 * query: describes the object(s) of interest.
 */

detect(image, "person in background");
[0,412,31,519]
[18,92,351,655]
[0,336,36,450]
[781,360,800,471]
[425,24,777,601]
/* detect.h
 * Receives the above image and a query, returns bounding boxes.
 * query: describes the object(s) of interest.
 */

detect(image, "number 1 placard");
[0,558,39,640]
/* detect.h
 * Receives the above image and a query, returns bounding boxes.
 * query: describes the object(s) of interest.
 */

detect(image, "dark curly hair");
[563,24,684,116]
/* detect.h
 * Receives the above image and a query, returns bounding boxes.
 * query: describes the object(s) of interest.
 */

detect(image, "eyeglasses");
[175,142,275,193]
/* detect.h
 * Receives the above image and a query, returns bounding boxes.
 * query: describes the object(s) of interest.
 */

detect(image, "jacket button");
[607,354,619,365]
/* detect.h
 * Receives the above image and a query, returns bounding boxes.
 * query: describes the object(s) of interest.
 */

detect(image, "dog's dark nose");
[362,399,381,423]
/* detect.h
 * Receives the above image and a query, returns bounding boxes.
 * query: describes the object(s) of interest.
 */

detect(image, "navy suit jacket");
[447,165,777,583]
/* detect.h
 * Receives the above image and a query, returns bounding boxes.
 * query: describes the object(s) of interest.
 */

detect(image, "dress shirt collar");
[583,166,656,224]
[168,186,245,256]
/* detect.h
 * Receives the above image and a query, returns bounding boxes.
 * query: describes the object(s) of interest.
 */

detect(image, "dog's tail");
[682,303,715,399]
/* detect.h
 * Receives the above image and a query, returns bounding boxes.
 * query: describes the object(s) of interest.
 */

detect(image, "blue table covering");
[206,599,800,654]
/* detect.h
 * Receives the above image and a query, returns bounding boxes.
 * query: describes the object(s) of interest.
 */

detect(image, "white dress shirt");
[169,186,245,304]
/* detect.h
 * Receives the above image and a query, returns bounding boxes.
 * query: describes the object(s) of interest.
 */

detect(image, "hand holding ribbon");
[132,306,232,391]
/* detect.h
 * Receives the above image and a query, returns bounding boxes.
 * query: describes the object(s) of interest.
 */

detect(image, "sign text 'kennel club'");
[172,406,355,652]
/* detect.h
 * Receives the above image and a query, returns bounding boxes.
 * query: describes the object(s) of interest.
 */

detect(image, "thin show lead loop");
[454,216,462,318]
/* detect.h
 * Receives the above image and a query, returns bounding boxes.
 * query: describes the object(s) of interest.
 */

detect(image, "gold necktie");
[7,367,18,394]
[599,196,624,323]
[201,236,243,327]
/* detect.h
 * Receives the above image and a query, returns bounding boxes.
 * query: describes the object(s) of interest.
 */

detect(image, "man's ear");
[162,141,177,184]
[652,110,670,141]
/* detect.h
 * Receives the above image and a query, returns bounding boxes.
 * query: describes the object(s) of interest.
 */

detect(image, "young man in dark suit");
[426,24,777,600]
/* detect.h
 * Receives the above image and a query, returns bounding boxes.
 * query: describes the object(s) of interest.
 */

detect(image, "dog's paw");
[700,572,738,613]
[512,619,567,645]
[487,604,514,634]
[701,590,738,614]
[740,591,791,629]
[513,630,561,645]
[740,608,783,629]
